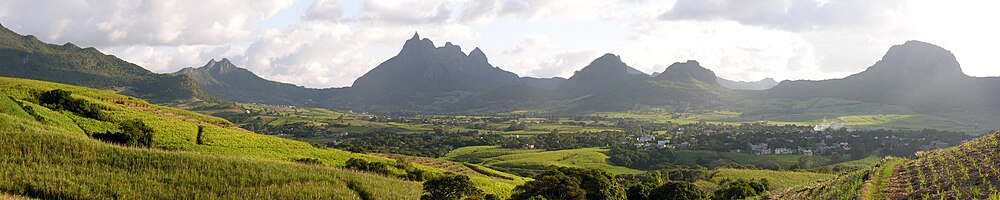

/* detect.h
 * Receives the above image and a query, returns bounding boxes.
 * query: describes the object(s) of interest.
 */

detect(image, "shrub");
[91,119,153,147]
[512,166,626,200]
[713,178,770,200]
[345,158,392,175]
[37,89,103,119]
[294,158,322,165]
[648,181,708,200]
[420,174,485,200]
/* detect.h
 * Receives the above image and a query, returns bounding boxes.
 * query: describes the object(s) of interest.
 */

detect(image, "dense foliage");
[712,178,769,200]
[511,167,626,200]
[91,119,153,147]
[421,174,488,200]
[606,145,676,169]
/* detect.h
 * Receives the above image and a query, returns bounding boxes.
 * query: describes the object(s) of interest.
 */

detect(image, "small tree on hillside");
[713,178,770,200]
[421,174,484,200]
[647,181,708,200]
[92,119,154,147]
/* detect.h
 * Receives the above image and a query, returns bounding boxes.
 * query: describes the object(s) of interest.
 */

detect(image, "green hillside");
[0,77,427,199]
[445,146,645,176]
[771,132,1000,199]
[0,23,208,102]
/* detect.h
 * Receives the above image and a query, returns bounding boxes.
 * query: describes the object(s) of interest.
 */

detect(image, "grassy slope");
[0,77,422,199]
[377,153,529,198]
[445,146,643,176]
[772,132,1000,199]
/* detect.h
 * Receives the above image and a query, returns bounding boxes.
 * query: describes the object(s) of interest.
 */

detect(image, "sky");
[1,0,998,88]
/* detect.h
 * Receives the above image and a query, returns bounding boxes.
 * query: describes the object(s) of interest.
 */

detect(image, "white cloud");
[661,0,907,32]
[0,0,293,47]
[3,0,998,89]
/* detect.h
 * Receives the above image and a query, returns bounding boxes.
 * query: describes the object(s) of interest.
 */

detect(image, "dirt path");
[885,163,910,199]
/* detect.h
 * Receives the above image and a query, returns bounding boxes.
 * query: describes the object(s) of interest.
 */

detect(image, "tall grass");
[0,113,421,199]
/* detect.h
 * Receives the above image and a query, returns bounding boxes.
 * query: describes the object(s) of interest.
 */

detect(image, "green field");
[445,146,642,176]
[0,77,433,199]
[671,150,833,168]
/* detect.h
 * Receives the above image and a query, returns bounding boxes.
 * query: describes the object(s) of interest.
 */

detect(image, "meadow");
[445,146,643,176]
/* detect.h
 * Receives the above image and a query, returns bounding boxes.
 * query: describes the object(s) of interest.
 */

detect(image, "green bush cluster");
[511,167,626,200]
[37,89,103,119]
[90,119,153,147]
[420,174,494,200]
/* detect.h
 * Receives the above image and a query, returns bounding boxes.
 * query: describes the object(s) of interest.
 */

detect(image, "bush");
[294,158,322,165]
[345,158,392,175]
[511,166,626,200]
[648,181,708,200]
[713,178,770,200]
[91,119,153,147]
[37,89,103,119]
[420,174,485,200]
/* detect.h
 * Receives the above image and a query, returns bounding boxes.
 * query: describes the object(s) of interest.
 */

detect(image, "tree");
[647,181,708,200]
[625,183,656,200]
[421,174,484,200]
[512,167,625,200]
[511,169,587,200]
[91,119,154,147]
[793,156,814,169]
[557,167,627,200]
[712,178,769,200]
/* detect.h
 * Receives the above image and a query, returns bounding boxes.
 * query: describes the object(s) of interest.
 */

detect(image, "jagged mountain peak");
[469,47,488,64]
[349,33,521,106]
[401,32,436,54]
[200,58,240,74]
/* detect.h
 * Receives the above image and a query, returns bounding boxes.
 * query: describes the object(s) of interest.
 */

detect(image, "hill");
[760,41,1000,113]
[0,77,429,199]
[549,56,733,113]
[0,23,208,102]
[771,131,1000,199]
[174,58,335,106]
[656,60,718,85]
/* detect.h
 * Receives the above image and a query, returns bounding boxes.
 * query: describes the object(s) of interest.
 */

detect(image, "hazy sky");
[1,0,998,88]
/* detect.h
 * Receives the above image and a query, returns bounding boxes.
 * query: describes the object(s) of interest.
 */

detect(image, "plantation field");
[583,97,988,133]
[501,123,620,135]
[773,132,1000,199]
[444,146,643,176]
[671,150,833,168]
[375,153,529,198]
[0,112,420,199]
[0,77,437,199]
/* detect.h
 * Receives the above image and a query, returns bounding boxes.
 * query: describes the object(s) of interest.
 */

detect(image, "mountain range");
[0,23,208,102]
[174,58,333,106]
[2,23,997,115]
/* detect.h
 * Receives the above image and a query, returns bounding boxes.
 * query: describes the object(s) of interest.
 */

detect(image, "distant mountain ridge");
[761,40,1000,112]
[717,77,777,90]
[0,23,208,102]
[4,23,996,115]
[174,58,332,105]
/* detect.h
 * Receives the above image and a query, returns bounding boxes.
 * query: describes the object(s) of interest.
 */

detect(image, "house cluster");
[629,135,688,150]
[746,141,841,156]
